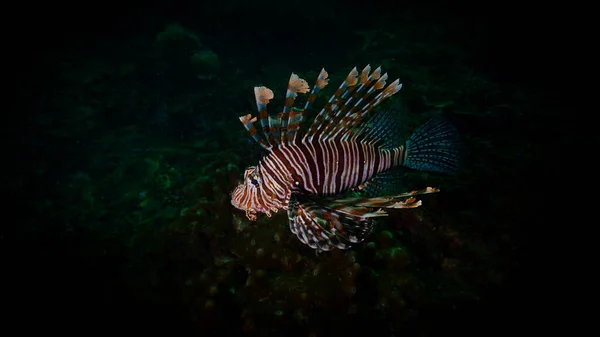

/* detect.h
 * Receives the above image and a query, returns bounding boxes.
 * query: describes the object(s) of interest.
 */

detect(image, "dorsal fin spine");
[239,114,272,151]
[241,66,401,151]
[253,86,278,149]
[324,66,382,139]
[305,67,358,141]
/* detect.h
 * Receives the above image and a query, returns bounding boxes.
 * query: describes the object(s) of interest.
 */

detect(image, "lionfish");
[231,65,460,251]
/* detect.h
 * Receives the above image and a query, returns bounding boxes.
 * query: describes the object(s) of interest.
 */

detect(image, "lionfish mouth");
[245,208,257,221]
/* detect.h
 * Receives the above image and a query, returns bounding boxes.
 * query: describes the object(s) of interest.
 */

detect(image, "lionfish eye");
[251,178,259,186]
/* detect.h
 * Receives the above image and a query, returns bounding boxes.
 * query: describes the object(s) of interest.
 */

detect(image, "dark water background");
[8,0,563,335]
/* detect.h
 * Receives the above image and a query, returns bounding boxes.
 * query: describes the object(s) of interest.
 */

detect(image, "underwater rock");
[191,49,220,79]
[155,23,202,49]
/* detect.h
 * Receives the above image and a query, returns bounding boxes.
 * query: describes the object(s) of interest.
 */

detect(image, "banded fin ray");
[239,73,316,150]
[327,67,402,142]
[304,66,359,141]
[288,194,376,251]
[321,64,382,138]
[238,65,401,150]
[239,114,270,150]
[287,187,439,251]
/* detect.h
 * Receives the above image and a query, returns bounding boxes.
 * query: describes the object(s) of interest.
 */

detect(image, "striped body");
[231,65,460,250]
[264,140,404,196]
[232,137,406,221]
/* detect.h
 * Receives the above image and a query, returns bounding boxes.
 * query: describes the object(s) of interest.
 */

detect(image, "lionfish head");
[231,166,268,221]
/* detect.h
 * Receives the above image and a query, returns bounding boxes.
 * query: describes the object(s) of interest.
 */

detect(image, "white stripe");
[320,139,330,194]
[341,136,351,190]
[330,138,339,193]
[351,140,360,187]
[282,144,317,193]
[260,160,285,200]
[368,143,376,178]
[302,139,319,193]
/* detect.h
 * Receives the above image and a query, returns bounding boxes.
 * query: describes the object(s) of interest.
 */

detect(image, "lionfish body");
[231,65,460,251]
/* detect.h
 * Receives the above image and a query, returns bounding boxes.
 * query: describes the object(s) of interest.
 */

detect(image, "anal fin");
[355,167,407,197]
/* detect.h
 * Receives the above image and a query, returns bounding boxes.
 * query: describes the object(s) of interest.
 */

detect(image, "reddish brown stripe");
[298,142,319,193]
[333,139,345,192]
[356,142,365,186]
[313,142,324,193]
[284,97,295,109]
[372,145,380,175]
[260,157,287,189]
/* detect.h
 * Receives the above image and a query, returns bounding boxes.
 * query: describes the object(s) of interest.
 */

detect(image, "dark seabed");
[8,0,563,335]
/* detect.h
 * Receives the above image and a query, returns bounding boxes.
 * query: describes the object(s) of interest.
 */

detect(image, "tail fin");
[403,117,461,173]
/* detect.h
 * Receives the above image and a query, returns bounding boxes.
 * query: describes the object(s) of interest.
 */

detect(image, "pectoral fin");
[287,187,438,251]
